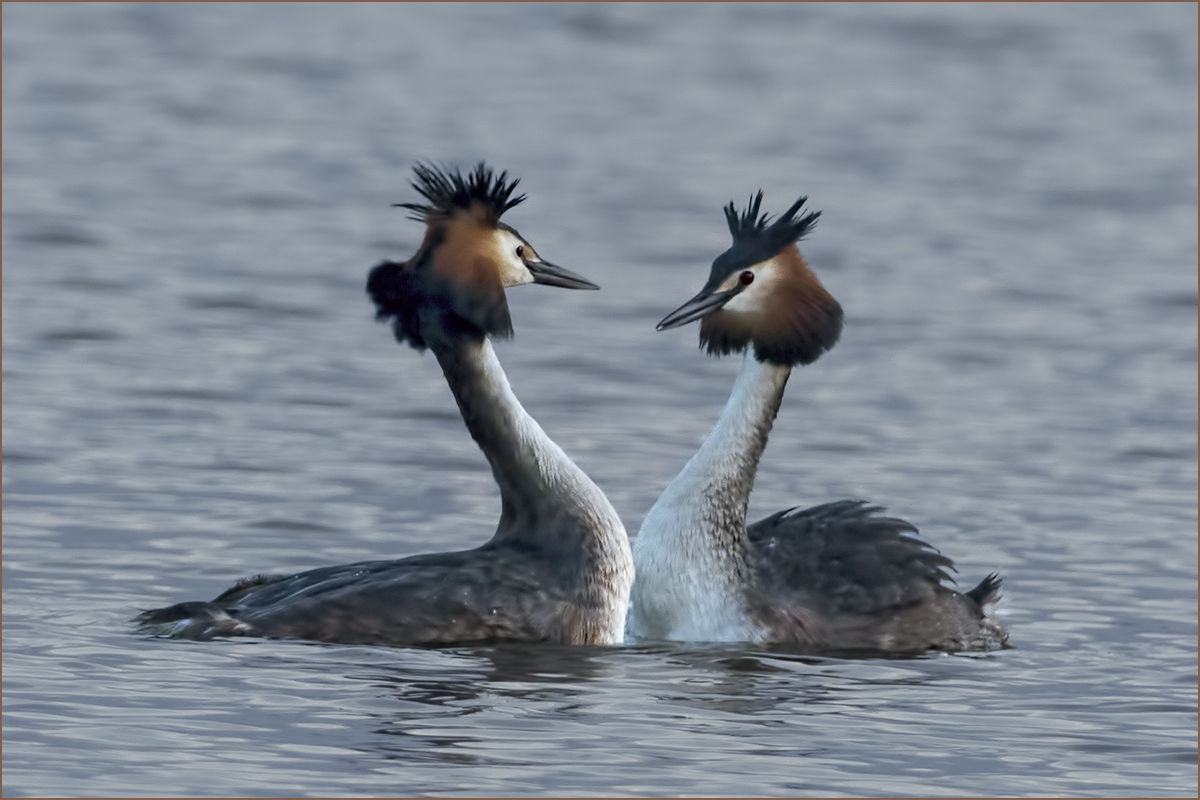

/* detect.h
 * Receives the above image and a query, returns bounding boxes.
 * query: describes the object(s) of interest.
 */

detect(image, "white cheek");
[722,289,760,313]
[501,256,534,286]
[494,232,534,287]
[721,259,778,313]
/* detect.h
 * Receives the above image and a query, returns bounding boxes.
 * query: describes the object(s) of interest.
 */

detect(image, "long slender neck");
[677,351,790,522]
[630,350,791,641]
[424,318,628,576]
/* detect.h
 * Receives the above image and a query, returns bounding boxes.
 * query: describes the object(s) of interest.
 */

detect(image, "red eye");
[739,270,755,286]
[516,245,525,259]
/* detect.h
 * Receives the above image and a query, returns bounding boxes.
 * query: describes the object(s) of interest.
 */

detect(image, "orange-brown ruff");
[700,243,841,365]
[628,191,1009,653]
[136,163,633,646]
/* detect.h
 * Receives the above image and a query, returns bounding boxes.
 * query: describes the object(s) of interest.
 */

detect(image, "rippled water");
[4,3,1196,796]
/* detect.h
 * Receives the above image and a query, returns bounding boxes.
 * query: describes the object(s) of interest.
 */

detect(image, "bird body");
[137,163,632,646]
[628,191,1008,653]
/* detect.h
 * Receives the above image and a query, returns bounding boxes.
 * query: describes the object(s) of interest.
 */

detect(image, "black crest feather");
[717,191,820,272]
[395,162,526,226]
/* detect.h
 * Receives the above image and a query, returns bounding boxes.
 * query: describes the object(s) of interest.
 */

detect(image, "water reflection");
[356,641,1000,729]
[367,643,622,699]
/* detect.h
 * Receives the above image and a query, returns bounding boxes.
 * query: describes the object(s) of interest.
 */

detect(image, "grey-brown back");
[136,545,603,645]
[746,501,1008,652]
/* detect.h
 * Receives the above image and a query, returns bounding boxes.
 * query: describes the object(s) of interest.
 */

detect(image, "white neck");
[628,351,791,642]
[428,329,633,643]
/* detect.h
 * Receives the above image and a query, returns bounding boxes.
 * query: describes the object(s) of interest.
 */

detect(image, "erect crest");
[395,162,526,226]
[717,191,821,271]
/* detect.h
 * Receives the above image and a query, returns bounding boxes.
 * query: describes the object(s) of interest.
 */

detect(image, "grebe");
[627,191,1008,653]
[137,163,633,646]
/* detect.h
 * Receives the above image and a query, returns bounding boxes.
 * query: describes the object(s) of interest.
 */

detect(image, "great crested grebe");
[627,191,1009,653]
[137,163,633,646]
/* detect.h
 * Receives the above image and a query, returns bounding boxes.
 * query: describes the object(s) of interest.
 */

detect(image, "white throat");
[628,351,791,642]
[434,334,634,644]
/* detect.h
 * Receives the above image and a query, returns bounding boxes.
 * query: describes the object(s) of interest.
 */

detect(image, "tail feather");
[965,572,1003,608]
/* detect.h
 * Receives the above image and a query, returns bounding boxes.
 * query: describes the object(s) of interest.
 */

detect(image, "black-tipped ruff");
[396,162,525,226]
[367,258,429,349]
[367,254,505,350]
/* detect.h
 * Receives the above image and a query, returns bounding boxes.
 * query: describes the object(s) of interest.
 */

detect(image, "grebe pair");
[137,163,1008,652]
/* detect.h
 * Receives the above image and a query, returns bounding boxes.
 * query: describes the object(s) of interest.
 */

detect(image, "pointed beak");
[526,260,600,290]
[656,286,738,330]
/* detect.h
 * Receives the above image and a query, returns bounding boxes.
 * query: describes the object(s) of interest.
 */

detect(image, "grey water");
[3,3,1196,796]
